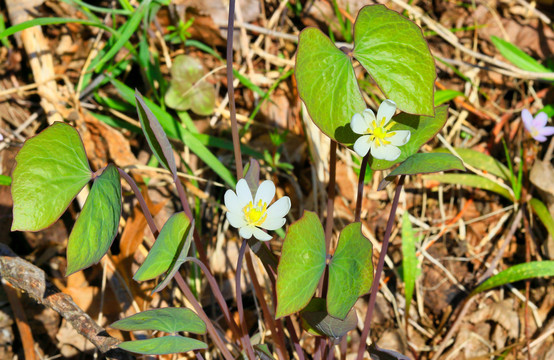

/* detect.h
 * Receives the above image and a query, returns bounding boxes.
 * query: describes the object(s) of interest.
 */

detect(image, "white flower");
[224,178,291,241]
[350,99,411,161]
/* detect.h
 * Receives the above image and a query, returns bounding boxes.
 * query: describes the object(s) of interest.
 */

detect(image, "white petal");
[239,226,253,239]
[224,189,242,214]
[387,130,411,146]
[353,136,371,157]
[351,113,369,134]
[265,197,291,219]
[370,143,401,161]
[251,227,273,241]
[235,179,253,207]
[362,109,376,128]
[376,99,397,126]
[260,217,286,231]
[255,180,276,205]
[227,211,247,228]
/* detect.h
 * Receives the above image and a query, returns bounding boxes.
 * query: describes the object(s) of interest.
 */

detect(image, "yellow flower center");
[243,200,268,226]
[367,118,397,147]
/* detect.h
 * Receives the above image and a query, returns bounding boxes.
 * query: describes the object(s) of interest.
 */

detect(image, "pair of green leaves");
[11,123,122,276]
[296,5,437,162]
[111,307,207,355]
[276,211,373,322]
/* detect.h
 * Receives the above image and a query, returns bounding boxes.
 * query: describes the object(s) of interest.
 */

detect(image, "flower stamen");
[243,200,268,226]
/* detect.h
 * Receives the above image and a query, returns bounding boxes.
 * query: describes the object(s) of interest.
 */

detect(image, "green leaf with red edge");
[353,5,436,116]
[135,90,177,176]
[327,222,373,319]
[111,307,206,334]
[276,211,326,318]
[66,164,121,276]
[11,122,92,231]
[295,27,366,146]
[134,212,191,281]
[369,105,448,170]
[118,336,207,355]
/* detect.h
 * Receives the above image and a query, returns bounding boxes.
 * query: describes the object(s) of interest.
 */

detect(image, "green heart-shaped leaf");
[111,307,206,334]
[66,164,121,275]
[300,298,358,339]
[369,105,448,170]
[11,122,92,231]
[296,28,366,145]
[353,5,435,116]
[276,211,326,318]
[327,222,373,319]
[165,55,215,116]
[118,335,207,355]
[134,212,191,281]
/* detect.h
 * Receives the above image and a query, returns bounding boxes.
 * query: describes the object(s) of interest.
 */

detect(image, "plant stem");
[236,239,256,360]
[118,169,159,237]
[119,167,234,360]
[174,177,209,266]
[355,154,370,222]
[184,257,241,339]
[356,175,405,360]
[245,251,288,360]
[285,317,306,360]
[227,0,243,178]
[324,140,338,253]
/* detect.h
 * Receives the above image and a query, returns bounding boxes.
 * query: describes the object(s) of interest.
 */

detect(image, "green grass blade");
[402,213,418,317]
[529,198,554,239]
[110,79,236,187]
[471,261,554,295]
[490,36,551,73]
[0,17,117,39]
[93,0,149,71]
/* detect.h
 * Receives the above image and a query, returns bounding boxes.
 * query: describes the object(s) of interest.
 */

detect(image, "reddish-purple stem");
[356,175,405,360]
[235,239,257,360]
[354,154,370,222]
[226,0,243,178]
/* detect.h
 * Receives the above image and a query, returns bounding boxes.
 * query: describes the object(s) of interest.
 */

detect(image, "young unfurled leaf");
[118,336,207,355]
[152,219,195,293]
[134,212,191,281]
[165,55,215,116]
[11,122,92,231]
[66,164,121,276]
[471,261,554,296]
[276,211,326,318]
[135,90,178,176]
[111,307,206,334]
[386,153,465,181]
[327,222,373,320]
